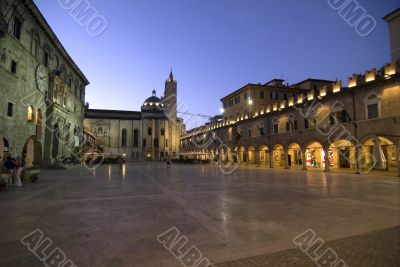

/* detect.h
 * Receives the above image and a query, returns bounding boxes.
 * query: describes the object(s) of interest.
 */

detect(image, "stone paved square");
[0,163,399,266]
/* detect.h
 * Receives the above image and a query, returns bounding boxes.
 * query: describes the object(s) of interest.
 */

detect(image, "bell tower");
[163,70,177,120]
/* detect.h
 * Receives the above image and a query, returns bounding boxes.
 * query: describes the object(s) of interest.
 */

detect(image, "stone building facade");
[181,63,400,176]
[181,9,400,176]
[384,8,400,61]
[221,79,333,122]
[84,72,185,161]
[0,0,89,167]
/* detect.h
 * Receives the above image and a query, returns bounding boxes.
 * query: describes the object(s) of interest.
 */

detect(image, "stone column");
[255,150,261,167]
[284,150,289,169]
[301,150,307,170]
[355,145,362,174]
[269,151,274,168]
[0,133,3,161]
[323,147,330,172]
[397,141,400,177]
[43,115,54,166]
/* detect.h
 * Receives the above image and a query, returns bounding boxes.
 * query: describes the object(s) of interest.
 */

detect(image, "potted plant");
[0,180,7,191]
[30,174,39,183]
[23,164,40,183]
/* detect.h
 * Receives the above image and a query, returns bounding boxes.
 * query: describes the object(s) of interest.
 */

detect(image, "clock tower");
[163,70,177,120]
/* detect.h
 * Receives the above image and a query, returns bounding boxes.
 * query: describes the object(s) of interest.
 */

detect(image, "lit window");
[27,106,34,122]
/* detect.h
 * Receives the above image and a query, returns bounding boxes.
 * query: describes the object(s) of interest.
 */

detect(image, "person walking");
[118,157,124,174]
[13,157,22,187]
[3,157,15,186]
[166,157,171,169]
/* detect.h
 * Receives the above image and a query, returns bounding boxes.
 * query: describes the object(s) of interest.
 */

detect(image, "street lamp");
[220,108,224,114]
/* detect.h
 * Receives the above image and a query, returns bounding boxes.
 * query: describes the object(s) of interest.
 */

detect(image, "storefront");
[305,142,324,169]
[287,144,302,167]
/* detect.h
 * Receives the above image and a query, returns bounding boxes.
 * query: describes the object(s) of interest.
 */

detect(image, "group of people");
[1,156,23,187]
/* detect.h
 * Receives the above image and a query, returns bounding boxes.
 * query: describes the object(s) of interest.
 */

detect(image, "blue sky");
[34,0,398,128]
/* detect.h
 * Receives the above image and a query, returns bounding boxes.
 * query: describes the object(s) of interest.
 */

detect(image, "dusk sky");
[34,0,399,128]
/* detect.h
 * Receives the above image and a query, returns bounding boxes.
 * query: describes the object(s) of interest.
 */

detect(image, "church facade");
[84,72,185,161]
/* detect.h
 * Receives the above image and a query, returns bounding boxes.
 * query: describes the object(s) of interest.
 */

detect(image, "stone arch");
[360,135,397,172]
[287,142,302,167]
[272,144,285,167]
[1,136,10,161]
[304,140,325,169]
[258,145,269,166]
[22,136,43,168]
[329,139,356,170]
[238,146,246,163]
[302,138,327,150]
[247,145,256,164]
[359,134,396,146]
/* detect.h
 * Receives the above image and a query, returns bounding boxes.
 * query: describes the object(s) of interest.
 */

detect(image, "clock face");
[35,64,48,92]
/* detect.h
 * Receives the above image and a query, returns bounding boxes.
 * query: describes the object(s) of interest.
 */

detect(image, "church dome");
[142,90,164,111]
[144,95,161,104]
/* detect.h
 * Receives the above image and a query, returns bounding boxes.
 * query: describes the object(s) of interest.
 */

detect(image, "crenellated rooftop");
[181,60,399,140]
